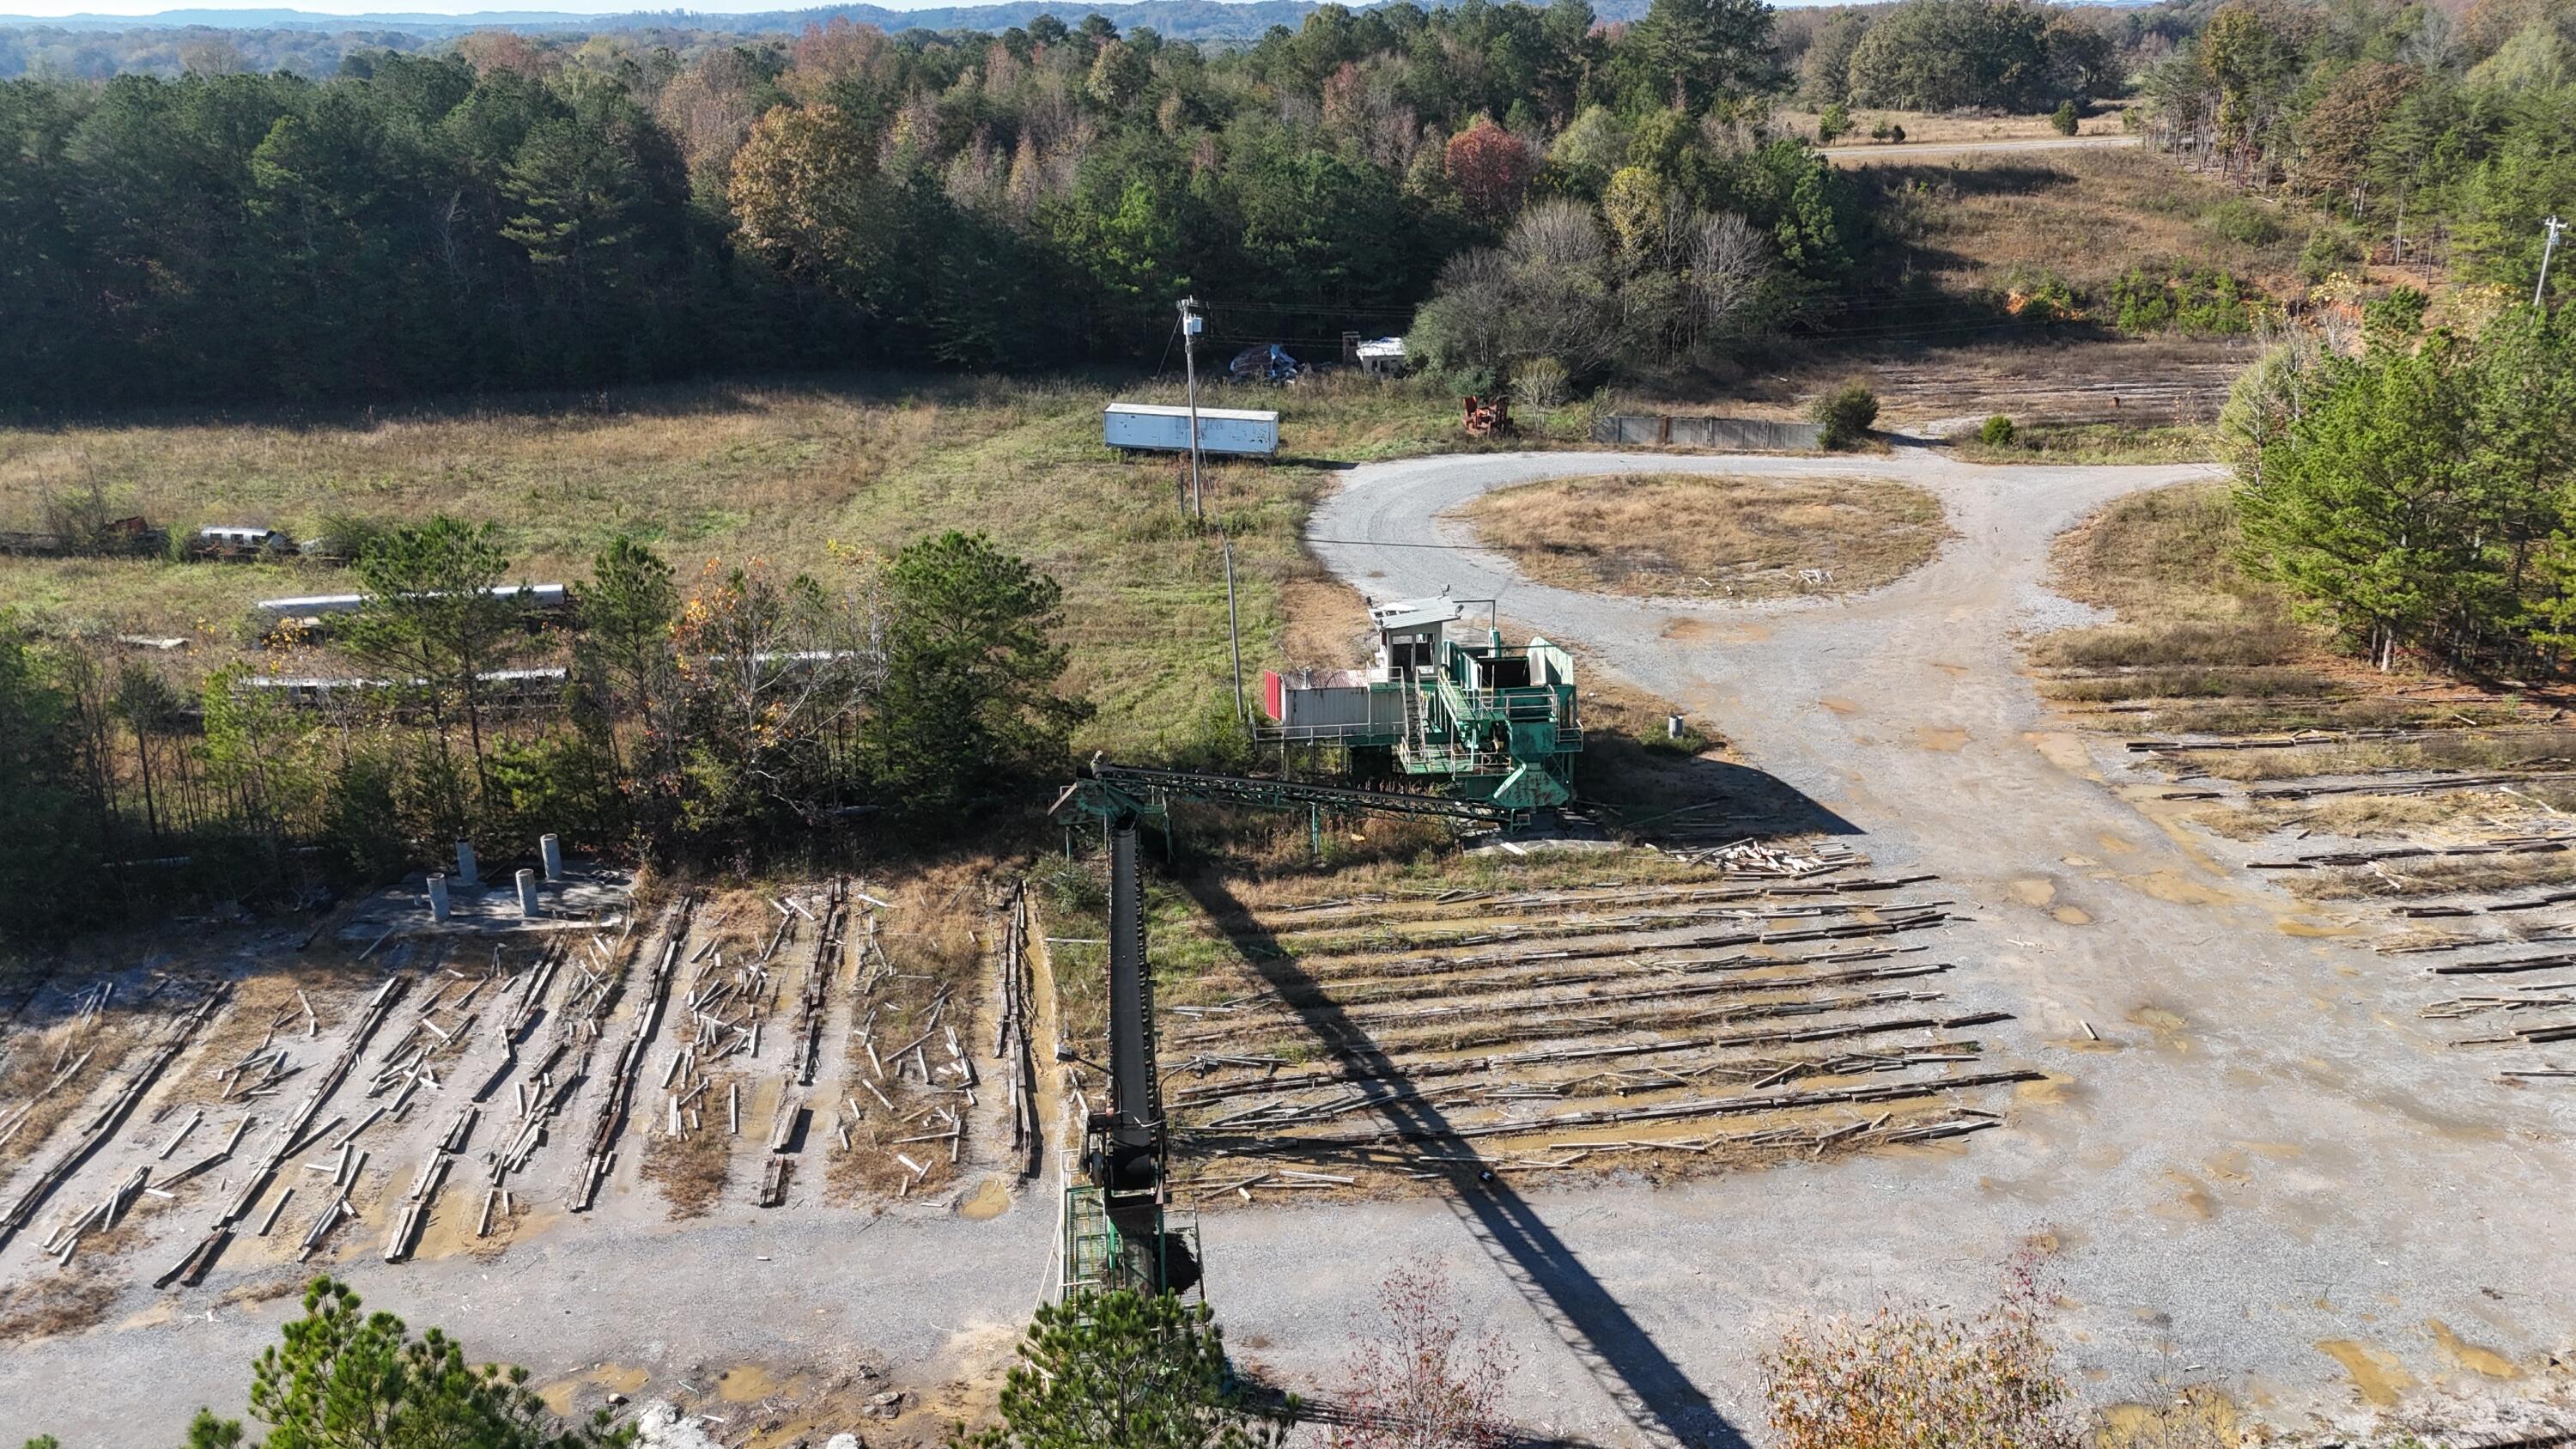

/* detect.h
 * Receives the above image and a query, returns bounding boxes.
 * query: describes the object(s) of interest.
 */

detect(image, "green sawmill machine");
[1045,757,1531,1300]
[1257,594,1583,814]
[1040,596,1585,1300]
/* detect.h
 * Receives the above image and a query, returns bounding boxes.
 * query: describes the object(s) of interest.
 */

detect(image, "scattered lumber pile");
[160,975,404,1287]
[1182,1069,2041,1148]
[787,883,848,1087]
[486,921,635,1200]
[571,898,695,1211]
[1649,838,1868,876]
[994,884,1040,1178]
[843,886,972,1198]
[1,984,227,1256]
[38,1164,154,1266]
[382,1108,472,1263]
[2251,837,2571,870]
[2250,770,2576,801]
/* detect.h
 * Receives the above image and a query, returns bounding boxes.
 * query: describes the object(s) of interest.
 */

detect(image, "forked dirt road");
[1233,449,2576,1445]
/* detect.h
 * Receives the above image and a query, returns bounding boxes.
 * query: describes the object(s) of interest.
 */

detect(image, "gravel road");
[1207,447,2576,1446]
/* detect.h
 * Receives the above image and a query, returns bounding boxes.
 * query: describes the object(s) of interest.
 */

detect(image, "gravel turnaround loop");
[1227,447,2576,1445]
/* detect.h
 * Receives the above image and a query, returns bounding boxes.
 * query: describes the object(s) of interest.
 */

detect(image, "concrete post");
[1667,714,1686,740]
[515,868,540,918]
[454,840,478,886]
[539,833,562,882]
[427,874,451,922]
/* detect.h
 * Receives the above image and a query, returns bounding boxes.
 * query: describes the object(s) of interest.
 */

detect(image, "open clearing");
[15,393,2576,1444]
[0,374,1584,758]
[15,445,2576,1446]
[1455,472,1948,601]
[1297,447,2576,1445]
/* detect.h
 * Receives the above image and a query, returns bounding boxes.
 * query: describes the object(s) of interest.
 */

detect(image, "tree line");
[1,0,2175,412]
[2233,300,2576,679]
[0,524,1084,942]
[2137,0,2576,295]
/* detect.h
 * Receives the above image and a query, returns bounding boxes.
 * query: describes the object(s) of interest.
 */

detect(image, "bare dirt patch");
[1458,472,1947,601]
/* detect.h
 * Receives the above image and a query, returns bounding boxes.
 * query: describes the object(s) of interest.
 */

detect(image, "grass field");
[1783,100,2139,149]
[1951,422,2223,465]
[1851,146,2305,301]
[0,374,1589,758]
[2030,483,2544,736]
[1456,472,1948,601]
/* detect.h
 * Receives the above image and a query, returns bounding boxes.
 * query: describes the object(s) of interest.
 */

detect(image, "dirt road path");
[1224,448,2576,1445]
[1820,133,2142,162]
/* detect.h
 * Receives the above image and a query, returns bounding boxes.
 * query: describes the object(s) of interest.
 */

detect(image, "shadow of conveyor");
[1183,871,1751,1449]
[1583,743,1863,843]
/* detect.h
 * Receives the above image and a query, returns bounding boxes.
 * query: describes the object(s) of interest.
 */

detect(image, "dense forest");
[0,0,2148,411]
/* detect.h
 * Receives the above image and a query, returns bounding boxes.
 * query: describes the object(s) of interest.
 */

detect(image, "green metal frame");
[1054,761,1515,828]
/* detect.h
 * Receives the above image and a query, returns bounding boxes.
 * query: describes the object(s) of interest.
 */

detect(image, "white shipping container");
[1103,403,1279,457]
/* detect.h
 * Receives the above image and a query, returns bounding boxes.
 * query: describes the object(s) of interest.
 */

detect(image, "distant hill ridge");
[3,0,1419,40]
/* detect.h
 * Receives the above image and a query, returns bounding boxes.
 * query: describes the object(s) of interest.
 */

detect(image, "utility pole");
[2538,215,2567,309]
[1177,296,1205,524]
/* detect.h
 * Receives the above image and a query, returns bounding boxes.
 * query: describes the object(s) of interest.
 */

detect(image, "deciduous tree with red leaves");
[1443,118,1534,225]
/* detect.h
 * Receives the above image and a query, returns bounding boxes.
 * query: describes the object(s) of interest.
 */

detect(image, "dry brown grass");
[641,1119,733,1219]
[1951,423,2222,465]
[2032,487,2576,748]
[1854,146,2303,298]
[1786,100,2139,149]
[2029,483,2372,733]
[2287,849,2576,901]
[2177,729,2576,784]
[0,1014,137,1173]
[829,863,990,1202]
[1458,472,1947,601]
[0,1269,116,1343]
[2191,778,2576,843]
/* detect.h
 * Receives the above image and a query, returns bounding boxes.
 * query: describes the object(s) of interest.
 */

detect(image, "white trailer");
[1103,403,1279,458]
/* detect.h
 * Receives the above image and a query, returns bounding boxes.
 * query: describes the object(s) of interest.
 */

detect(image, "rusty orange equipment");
[1462,393,1514,437]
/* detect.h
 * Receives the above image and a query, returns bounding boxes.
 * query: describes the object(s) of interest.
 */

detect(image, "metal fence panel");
[1592,414,1822,450]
